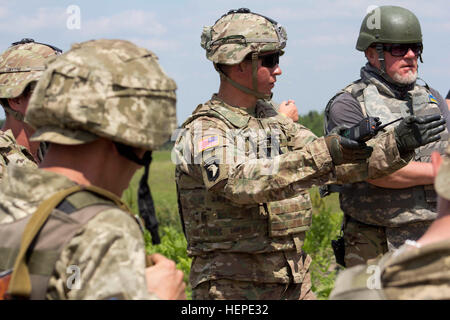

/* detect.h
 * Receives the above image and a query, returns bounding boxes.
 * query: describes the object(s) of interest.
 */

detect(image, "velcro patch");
[198,135,219,152]
[429,94,438,104]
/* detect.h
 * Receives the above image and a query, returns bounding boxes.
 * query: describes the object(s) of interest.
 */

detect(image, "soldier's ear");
[431,151,443,178]
[7,96,26,113]
[365,47,378,65]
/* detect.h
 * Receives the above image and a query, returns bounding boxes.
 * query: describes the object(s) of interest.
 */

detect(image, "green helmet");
[0,39,61,120]
[26,39,177,151]
[356,6,422,51]
[201,8,287,99]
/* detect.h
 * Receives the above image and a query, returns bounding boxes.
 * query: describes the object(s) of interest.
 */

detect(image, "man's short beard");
[392,69,418,85]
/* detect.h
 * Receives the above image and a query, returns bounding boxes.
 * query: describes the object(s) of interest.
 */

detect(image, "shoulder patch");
[198,135,219,152]
[203,157,220,182]
[429,94,438,104]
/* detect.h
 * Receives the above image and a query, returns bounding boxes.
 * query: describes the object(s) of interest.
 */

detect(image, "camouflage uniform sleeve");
[334,129,413,184]
[286,120,319,151]
[0,130,37,180]
[46,208,158,300]
[175,116,336,205]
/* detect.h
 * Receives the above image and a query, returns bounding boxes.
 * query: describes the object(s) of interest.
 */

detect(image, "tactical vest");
[324,73,449,227]
[176,100,312,255]
[0,185,142,300]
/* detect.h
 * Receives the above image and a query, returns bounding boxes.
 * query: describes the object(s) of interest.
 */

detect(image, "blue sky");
[0,0,448,124]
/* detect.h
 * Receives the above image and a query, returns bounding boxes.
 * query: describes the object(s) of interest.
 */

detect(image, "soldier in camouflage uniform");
[174,8,445,300]
[324,6,450,268]
[0,39,186,300]
[0,39,62,178]
[330,141,450,300]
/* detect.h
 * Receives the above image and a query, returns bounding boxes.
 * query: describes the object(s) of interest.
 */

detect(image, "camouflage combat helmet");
[201,8,287,99]
[26,39,177,151]
[0,39,62,121]
[356,6,423,75]
[26,39,178,245]
[435,142,450,201]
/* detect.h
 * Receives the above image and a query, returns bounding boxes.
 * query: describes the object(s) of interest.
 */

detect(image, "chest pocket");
[267,190,313,237]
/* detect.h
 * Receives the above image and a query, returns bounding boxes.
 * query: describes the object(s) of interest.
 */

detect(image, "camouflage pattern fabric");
[343,218,388,268]
[193,270,315,300]
[174,95,413,299]
[0,40,59,99]
[334,64,447,227]
[0,129,37,180]
[326,64,448,267]
[330,239,450,300]
[332,139,450,299]
[26,39,177,150]
[385,221,432,250]
[343,218,432,267]
[0,39,177,300]
[201,10,287,65]
[0,165,157,300]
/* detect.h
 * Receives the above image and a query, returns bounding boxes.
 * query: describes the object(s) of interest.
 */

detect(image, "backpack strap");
[7,184,132,299]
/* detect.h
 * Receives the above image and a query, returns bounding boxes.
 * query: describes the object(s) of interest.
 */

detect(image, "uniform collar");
[211,94,257,117]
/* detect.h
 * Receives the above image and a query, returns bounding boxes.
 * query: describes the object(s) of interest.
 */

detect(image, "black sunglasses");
[377,43,423,57]
[260,52,280,68]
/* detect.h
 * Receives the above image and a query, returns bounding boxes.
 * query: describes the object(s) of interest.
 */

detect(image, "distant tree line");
[298,110,325,137]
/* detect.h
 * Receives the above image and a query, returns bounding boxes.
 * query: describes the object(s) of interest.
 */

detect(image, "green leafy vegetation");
[303,188,343,299]
[298,110,325,137]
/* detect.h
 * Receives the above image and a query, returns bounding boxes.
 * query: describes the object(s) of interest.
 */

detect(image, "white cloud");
[0,7,66,33]
[129,37,180,52]
[81,10,166,37]
[0,6,8,18]
[295,33,354,47]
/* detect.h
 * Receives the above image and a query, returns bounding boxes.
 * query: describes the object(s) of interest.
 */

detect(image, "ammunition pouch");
[331,216,346,268]
[331,236,346,268]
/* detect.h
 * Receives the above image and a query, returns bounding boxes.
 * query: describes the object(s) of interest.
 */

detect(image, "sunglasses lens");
[388,44,422,56]
[411,44,423,55]
[261,53,279,68]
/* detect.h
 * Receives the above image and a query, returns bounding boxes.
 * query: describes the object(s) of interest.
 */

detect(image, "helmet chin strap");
[375,44,387,76]
[114,142,161,245]
[4,105,25,122]
[214,52,272,100]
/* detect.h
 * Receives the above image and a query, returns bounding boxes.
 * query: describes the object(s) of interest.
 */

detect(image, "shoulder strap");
[323,81,368,135]
[7,184,132,299]
[182,103,250,129]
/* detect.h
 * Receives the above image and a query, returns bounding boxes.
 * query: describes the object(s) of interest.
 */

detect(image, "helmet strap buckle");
[375,43,387,75]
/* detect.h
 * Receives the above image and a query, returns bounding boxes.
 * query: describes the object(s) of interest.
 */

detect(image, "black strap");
[114,143,160,245]
[138,163,160,244]
[11,38,63,54]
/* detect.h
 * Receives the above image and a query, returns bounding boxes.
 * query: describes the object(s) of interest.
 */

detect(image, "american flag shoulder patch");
[198,135,219,152]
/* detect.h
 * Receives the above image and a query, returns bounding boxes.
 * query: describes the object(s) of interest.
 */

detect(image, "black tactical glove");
[394,115,446,153]
[325,125,374,165]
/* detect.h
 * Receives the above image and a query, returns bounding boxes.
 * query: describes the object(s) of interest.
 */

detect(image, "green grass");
[122,150,343,300]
